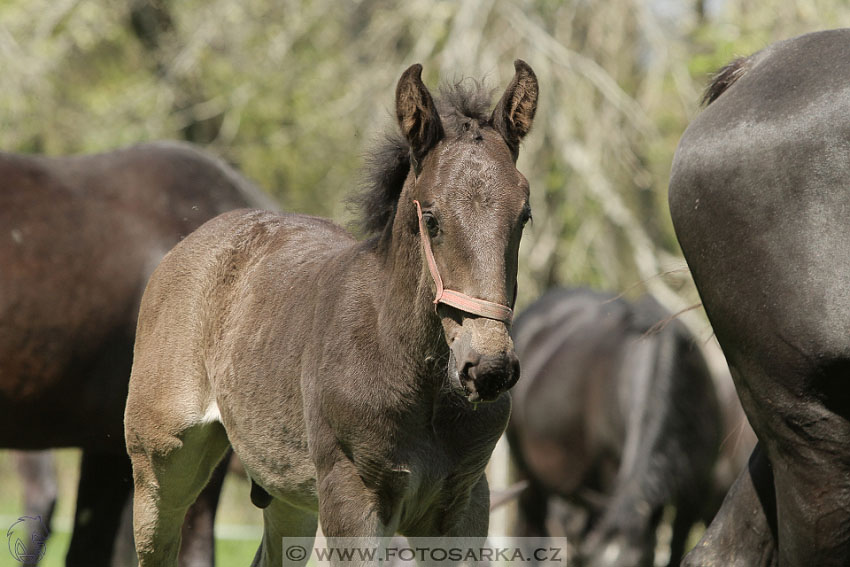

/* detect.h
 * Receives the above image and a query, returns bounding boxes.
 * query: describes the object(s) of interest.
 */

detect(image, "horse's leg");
[667,500,699,567]
[447,474,490,537]
[249,499,317,567]
[9,450,56,567]
[707,347,850,566]
[514,478,549,537]
[127,421,230,567]
[682,443,777,566]
[317,456,396,537]
[112,495,138,567]
[178,449,232,567]
[758,370,850,564]
[65,450,133,567]
[404,476,489,567]
[14,450,58,531]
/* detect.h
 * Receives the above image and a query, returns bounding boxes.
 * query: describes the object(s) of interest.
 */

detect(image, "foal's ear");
[491,59,539,159]
[396,64,444,174]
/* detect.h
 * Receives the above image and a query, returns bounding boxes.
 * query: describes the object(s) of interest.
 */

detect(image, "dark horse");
[124,61,537,565]
[507,288,721,567]
[670,28,850,566]
[0,141,276,565]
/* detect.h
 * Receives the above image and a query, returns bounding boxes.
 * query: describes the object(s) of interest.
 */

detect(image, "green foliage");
[2,0,850,307]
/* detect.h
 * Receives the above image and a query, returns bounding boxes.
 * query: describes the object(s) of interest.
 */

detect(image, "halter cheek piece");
[413,199,514,324]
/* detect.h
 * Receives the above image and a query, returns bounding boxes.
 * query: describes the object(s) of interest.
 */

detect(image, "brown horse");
[0,141,276,566]
[507,288,723,567]
[124,60,538,565]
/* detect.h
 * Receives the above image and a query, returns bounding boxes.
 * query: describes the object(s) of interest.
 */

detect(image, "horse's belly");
[231,431,318,511]
[0,352,129,449]
[523,436,589,496]
[219,388,318,510]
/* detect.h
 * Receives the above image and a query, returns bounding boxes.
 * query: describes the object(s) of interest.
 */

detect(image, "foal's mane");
[352,78,495,236]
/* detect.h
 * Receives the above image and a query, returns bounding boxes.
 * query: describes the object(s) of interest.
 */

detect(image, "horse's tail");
[702,56,752,107]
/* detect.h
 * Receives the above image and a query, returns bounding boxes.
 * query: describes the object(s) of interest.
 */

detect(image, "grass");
[0,449,264,567]
[0,529,258,567]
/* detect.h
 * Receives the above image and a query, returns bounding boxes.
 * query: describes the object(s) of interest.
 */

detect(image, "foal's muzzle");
[450,338,520,402]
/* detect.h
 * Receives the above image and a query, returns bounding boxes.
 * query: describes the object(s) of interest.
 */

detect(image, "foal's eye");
[521,208,533,228]
[423,212,440,237]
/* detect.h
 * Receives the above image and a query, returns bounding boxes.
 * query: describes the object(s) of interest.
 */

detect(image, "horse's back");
[129,206,352,411]
[510,289,719,496]
[131,207,307,360]
[509,289,720,564]
[511,288,633,409]
[128,209,271,441]
[48,141,275,221]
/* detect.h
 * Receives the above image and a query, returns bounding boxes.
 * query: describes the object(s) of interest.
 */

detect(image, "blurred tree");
[129,0,173,52]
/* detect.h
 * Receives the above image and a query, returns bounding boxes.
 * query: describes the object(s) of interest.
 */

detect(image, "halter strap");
[413,200,514,323]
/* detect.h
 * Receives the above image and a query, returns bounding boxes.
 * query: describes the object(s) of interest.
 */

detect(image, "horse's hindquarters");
[669,29,850,566]
[126,211,257,566]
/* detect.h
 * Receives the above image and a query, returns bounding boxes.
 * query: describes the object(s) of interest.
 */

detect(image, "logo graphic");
[6,516,48,565]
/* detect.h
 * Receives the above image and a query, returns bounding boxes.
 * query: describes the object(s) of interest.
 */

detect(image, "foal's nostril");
[459,352,481,377]
[462,361,475,378]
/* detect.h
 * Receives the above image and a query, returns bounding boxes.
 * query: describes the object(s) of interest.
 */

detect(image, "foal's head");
[394,60,538,402]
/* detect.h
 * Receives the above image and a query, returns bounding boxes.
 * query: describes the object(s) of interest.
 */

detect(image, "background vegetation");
[2,0,850,563]
[2,0,849,311]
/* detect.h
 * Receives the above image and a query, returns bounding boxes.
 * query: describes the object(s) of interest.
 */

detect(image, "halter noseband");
[413,199,514,324]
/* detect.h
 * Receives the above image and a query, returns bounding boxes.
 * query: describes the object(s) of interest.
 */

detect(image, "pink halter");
[413,200,514,323]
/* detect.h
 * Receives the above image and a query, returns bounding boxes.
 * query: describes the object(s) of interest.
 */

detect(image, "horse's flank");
[0,140,271,448]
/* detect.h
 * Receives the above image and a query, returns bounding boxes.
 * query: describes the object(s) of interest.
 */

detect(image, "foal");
[125,61,538,565]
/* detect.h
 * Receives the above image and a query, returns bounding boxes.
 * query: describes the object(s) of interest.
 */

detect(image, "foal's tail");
[702,56,752,106]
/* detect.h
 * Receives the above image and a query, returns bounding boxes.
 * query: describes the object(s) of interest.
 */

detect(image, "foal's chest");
[394,443,458,533]
[393,395,510,533]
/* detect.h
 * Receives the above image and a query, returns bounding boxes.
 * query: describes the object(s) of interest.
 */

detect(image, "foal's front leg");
[442,473,490,537]
[318,456,398,537]
[405,476,489,567]
[315,455,402,566]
